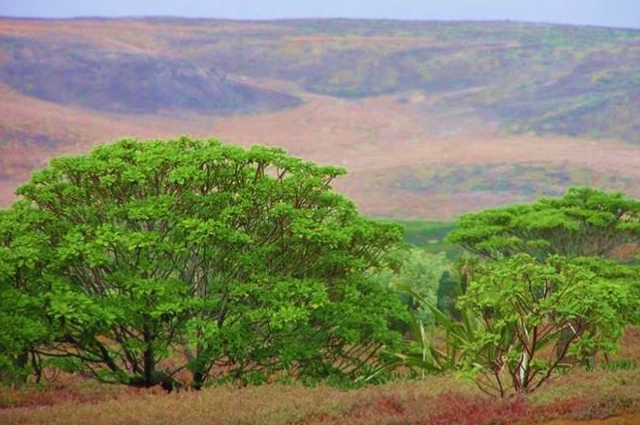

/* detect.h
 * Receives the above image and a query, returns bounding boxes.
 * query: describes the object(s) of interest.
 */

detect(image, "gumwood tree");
[372,189,640,395]
[9,136,406,389]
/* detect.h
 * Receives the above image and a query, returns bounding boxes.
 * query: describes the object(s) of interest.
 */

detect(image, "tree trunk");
[518,351,529,391]
[191,370,205,391]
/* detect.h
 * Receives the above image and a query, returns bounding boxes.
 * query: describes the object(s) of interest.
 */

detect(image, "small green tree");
[456,254,636,396]
[447,187,640,365]
[9,136,406,389]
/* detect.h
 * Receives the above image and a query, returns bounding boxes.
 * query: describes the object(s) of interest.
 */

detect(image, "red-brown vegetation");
[1,327,638,425]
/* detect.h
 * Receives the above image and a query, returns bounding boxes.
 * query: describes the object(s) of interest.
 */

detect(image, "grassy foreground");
[1,328,639,425]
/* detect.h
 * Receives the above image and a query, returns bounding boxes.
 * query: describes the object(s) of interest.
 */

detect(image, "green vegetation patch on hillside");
[393,220,462,258]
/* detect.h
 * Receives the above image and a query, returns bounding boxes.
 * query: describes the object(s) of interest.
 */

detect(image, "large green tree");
[5,136,406,389]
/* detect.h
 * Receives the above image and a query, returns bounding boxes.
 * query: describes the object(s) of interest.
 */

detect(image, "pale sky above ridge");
[0,0,639,29]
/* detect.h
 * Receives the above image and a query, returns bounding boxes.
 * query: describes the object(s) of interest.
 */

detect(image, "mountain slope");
[1,18,639,218]
[0,34,302,114]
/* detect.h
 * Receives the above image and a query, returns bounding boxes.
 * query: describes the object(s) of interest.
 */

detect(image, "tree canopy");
[447,187,640,261]
[0,205,57,384]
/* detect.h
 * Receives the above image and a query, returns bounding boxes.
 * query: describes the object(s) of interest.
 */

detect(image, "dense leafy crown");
[447,187,640,260]
[1,137,406,388]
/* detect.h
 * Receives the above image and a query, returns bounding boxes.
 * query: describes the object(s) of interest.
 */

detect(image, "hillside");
[1,18,640,218]
[178,19,640,143]
[0,34,302,114]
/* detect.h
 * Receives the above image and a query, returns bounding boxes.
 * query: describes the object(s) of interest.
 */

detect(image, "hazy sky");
[1,0,639,29]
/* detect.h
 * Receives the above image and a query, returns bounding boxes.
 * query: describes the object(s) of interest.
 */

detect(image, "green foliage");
[365,254,472,383]
[457,254,634,396]
[363,282,475,384]
[396,220,461,258]
[371,248,448,327]
[372,188,640,397]
[447,187,640,260]
[601,359,638,372]
[440,188,640,396]
[0,205,56,385]
[436,270,462,320]
[570,257,640,326]
[3,136,406,389]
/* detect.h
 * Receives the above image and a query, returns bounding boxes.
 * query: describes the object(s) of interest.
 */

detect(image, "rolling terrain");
[1,18,639,218]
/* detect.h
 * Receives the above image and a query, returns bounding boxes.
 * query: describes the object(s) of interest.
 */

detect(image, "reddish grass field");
[1,327,638,425]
